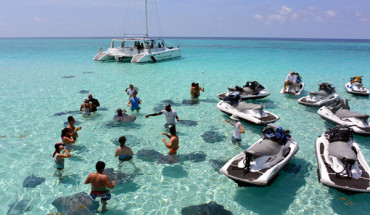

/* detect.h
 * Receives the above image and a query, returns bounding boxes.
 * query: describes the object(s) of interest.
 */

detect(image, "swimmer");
[61,127,75,150]
[85,161,115,213]
[127,91,141,111]
[162,126,179,155]
[67,116,81,140]
[225,114,245,144]
[53,142,71,170]
[190,82,204,98]
[114,136,134,161]
[88,94,100,112]
[80,97,92,115]
[146,104,179,128]
[126,84,138,98]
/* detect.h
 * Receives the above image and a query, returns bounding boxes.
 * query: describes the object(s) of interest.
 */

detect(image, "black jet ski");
[217,81,270,100]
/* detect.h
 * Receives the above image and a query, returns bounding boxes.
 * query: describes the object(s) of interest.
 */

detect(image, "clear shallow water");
[0,38,370,214]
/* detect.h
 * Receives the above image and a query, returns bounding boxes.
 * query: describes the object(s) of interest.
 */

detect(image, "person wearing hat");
[225,114,245,143]
[282,70,297,94]
[80,97,92,115]
[146,104,179,128]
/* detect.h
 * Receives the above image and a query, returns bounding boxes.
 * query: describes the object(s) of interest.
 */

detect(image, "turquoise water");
[0,38,370,214]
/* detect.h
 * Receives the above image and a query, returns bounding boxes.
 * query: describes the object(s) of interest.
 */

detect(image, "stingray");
[183,152,206,163]
[200,98,218,103]
[79,90,90,94]
[52,192,99,215]
[67,110,81,114]
[181,201,233,215]
[53,112,67,116]
[153,105,164,112]
[64,120,82,127]
[182,99,200,106]
[8,198,33,215]
[23,175,45,188]
[161,99,181,106]
[61,76,75,79]
[103,168,135,185]
[282,163,301,174]
[162,165,188,178]
[113,115,136,123]
[178,120,198,127]
[83,72,93,74]
[209,159,228,172]
[98,107,108,111]
[136,149,163,162]
[157,155,180,164]
[201,131,226,143]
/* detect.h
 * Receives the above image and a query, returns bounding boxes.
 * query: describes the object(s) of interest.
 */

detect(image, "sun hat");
[83,97,88,101]
[230,114,239,121]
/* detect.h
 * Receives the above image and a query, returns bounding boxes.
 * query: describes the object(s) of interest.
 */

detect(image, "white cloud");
[291,13,298,20]
[268,14,285,23]
[279,5,292,15]
[34,17,41,22]
[325,10,336,17]
[355,11,362,17]
[253,14,263,20]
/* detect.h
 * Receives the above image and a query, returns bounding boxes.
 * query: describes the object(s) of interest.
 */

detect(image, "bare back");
[85,172,110,188]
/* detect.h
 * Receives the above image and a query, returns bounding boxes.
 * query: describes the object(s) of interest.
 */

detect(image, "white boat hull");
[281,82,305,95]
[297,93,340,107]
[345,82,370,96]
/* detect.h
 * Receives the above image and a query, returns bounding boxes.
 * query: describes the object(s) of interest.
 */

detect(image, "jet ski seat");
[329,141,357,161]
[335,109,369,119]
[310,90,329,97]
[227,87,254,94]
[352,82,363,87]
[234,102,264,111]
[246,139,282,157]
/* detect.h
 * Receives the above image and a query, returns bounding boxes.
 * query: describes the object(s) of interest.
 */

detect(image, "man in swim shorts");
[88,94,100,112]
[127,91,141,111]
[162,126,179,155]
[85,161,115,213]
[145,104,179,128]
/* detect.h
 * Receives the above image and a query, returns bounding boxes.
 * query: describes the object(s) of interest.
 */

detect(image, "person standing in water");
[162,126,179,155]
[225,114,245,144]
[80,97,92,116]
[114,136,134,161]
[61,128,75,150]
[127,91,141,111]
[85,161,115,213]
[190,82,204,98]
[88,94,100,112]
[146,104,179,128]
[126,84,138,98]
[67,116,81,140]
[53,142,71,170]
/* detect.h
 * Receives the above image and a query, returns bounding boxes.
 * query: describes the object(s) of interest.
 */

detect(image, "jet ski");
[345,76,369,96]
[315,125,370,193]
[298,83,340,107]
[220,124,299,186]
[217,81,270,100]
[280,73,305,95]
[317,99,370,136]
[217,93,279,125]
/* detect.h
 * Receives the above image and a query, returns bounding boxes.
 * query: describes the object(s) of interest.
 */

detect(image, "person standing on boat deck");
[88,94,100,112]
[114,136,134,161]
[126,84,138,98]
[127,91,141,111]
[282,71,297,94]
[225,114,245,144]
[85,161,115,213]
[162,126,179,155]
[146,104,179,128]
[81,98,92,115]
[190,82,204,98]
[67,116,81,140]
[53,142,71,170]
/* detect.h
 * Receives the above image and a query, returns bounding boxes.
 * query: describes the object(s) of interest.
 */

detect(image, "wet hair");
[96,161,105,172]
[117,108,123,116]
[165,104,171,112]
[119,136,126,147]
[191,82,196,87]
[169,126,176,135]
[53,142,63,157]
[61,128,70,138]
[67,116,74,122]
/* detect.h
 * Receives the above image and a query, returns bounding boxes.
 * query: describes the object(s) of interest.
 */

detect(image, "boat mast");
[145,0,148,37]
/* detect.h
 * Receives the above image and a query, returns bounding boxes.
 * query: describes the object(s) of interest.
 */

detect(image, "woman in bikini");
[162,126,179,155]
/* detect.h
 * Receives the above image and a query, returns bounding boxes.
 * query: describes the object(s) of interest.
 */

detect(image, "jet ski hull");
[220,138,299,186]
[317,107,370,136]
[315,134,370,193]
[345,82,370,96]
[281,82,305,96]
[297,93,339,107]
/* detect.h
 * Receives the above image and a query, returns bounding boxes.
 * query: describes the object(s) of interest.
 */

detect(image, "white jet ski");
[217,81,270,100]
[216,93,279,125]
[345,76,369,96]
[298,83,340,107]
[315,125,370,193]
[317,99,370,136]
[220,124,299,186]
[281,73,305,95]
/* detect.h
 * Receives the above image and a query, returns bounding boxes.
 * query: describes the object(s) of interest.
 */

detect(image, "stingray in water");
[63,120,82,127]
[52,192,99,215]
[161,99,181,106]
[157,155,180,164]
[113,114,136,123]
[136,149,163,162]
[83,72,93,74]
[54,110,81,117]
[282,163,301,174]
[182,99,200,106]
[201,131,226,143]
[61,76,75,79]
[181,201,233,215]
[98,107,109,111]
[209,159,228,172]
[22,175,45,188]
[178,120,198,127]
[8,198,33,215]
[103,168,135,185]
[183,152,206,163]
[200,98,219,103]
[79,90,90,94]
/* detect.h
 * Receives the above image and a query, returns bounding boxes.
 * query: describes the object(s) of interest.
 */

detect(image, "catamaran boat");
[93,0,181,63]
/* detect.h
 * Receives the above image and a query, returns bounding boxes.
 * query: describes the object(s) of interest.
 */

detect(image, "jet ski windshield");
[223,92,240,105]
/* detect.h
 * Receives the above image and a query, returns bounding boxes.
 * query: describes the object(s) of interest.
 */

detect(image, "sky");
[1,0,370,39]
